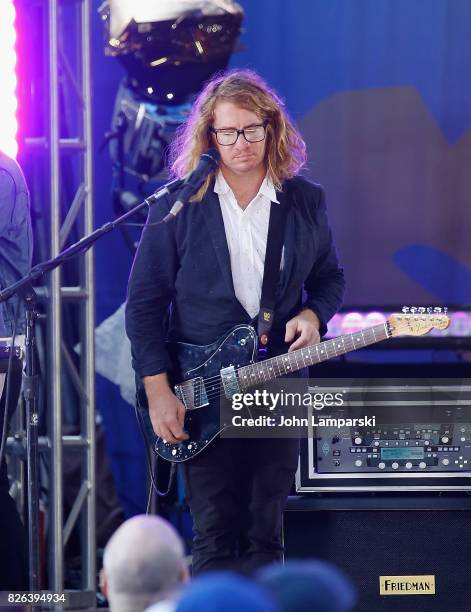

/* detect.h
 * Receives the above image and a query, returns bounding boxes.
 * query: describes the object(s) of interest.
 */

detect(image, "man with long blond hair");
[126,69,345,574]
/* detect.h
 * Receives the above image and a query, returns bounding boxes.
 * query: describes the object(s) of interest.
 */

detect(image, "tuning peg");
[410,307,418,314]
[433,307,442,313]
[402,306,410,314]
[426,307,433,314]
[443,306,448,314]
[418,307,426,314]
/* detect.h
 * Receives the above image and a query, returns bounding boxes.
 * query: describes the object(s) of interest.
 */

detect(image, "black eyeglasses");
[210,121,268,146]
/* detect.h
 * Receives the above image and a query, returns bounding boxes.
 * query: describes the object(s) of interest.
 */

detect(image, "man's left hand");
[285,309,321,352]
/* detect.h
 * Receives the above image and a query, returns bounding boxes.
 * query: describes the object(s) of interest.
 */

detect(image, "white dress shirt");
[214,171,280,318]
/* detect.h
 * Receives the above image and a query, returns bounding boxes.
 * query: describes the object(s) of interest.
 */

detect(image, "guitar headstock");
[388,306,450,337]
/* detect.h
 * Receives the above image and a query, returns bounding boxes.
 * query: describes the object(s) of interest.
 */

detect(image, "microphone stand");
[0,179,178,591]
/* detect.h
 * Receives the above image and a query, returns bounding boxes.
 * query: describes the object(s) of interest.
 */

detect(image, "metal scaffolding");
[20,0,96,606]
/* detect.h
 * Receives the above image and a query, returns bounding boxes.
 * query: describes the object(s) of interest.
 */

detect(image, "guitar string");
[185,317,431,391]
[181,330,383,405]
[172,317,440,398]
[182,340,330,385]
[191,329,383,405]
[186,326,383,391]
[183,345,326,403]
[162,318,442,437]
[182,317,440,407]
[182,327,380,388]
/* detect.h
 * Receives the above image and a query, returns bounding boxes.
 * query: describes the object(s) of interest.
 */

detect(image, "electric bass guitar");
[137,310,450,462]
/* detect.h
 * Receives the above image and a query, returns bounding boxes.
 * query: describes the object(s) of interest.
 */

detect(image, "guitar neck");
[238,322,391,389]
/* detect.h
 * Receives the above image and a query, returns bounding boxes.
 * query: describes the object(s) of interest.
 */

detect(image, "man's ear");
[99,568,108,597]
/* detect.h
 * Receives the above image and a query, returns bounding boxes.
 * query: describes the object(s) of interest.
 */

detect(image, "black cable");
[120,222,153,227]
[146,475,153,515]
[0,298,21,468]
[134,401,177,502]
[120,220,165,228]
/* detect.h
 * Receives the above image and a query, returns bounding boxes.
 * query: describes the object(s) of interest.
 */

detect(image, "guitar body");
[138,325,258,462]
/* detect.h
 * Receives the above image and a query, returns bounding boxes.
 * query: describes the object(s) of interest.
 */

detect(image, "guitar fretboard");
[237,323,390,389]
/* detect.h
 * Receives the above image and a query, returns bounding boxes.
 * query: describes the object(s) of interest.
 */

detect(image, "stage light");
[101,0,243,43]
[0,0,18,158]
[99,0,244,104]
[341,312,364,334]
[108,82,195,184]
[100,0,244,254]
[364,311,387,327]
[326,310,471,338]
[443,311,471,337]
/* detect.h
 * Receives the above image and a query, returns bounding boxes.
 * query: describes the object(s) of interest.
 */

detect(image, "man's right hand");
[143,373,189,444]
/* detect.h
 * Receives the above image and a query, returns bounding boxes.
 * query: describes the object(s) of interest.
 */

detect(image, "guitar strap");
[257,187,290,346]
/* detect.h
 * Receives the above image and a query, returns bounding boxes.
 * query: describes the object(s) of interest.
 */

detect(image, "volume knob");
[354,437,362,445]
[354,459,363,467]
[441,436,450,444]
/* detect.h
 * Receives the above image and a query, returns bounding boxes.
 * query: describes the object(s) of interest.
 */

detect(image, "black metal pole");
[22,288,40,590]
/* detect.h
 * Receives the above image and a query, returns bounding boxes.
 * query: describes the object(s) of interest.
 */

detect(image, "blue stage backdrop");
[91,0,471,515]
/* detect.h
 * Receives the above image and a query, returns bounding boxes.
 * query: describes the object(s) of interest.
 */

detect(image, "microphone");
[162,148,220,223]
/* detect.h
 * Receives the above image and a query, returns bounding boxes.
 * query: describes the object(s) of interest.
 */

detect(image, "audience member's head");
[101,514,189,612]
[175,572,279,612]
[256,559,356,612]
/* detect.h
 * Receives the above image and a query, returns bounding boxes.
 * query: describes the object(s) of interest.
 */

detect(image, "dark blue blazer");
[125,176,345,378]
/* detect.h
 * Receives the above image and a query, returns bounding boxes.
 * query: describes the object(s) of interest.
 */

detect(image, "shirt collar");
[214,171,280,204]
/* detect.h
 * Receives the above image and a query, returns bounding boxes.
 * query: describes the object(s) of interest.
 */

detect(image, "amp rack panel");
[297,380,471,492]
[316,423,471,474]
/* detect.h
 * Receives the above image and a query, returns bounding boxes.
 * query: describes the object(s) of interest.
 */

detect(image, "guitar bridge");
[175,377,208,410]
[220,365,241,399]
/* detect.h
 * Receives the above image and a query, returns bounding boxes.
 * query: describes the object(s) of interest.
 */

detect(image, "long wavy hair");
[169,68,307,199]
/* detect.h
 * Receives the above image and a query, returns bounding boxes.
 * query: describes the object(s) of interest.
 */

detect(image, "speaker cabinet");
[283,495,471,612]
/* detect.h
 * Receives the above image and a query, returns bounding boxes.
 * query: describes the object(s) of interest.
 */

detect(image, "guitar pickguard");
[138,325,258,462]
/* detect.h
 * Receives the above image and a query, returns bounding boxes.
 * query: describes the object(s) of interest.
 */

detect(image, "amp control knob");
[405,462,413,469]
[442,458,450,466]
[391,462,399,470]
[354,437,362,445]
[378,462,386,470]
[419,461,427,469]
[441,436,450,444]
[354,459,363,467]
[373,440,380,447]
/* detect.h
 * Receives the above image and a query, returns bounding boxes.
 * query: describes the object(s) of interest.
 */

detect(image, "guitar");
[137,310,450,462]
